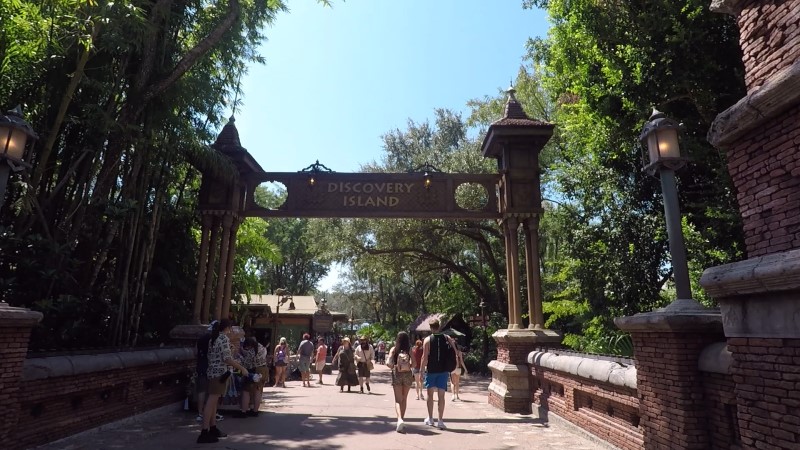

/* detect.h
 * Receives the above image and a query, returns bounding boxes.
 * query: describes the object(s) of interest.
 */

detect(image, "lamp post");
[273,289,293,342]
[479,300,488,367]
[640,108,702,311]
[0,106,37,210]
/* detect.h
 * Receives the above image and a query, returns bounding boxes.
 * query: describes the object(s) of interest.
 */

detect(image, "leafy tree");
[506,0,747,351]
[0,0,333,348]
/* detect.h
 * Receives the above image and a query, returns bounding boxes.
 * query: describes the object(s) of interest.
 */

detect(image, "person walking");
[314,337,328,384]
[197,320,250,444]
[332,337,359,392]
[234,338,259,418]
[420,318,457,430]
[450,345,469,401]
[297,333,315,387]
[274,337,289,387]
[377,340,386,364]
[195,323,224,423]
[354,336,375,394]
[253,338,269,414]
[386,331,414,433]
[411,339,425,401]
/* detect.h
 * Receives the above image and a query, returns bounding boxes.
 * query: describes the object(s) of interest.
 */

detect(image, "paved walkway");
[43,365,606,450]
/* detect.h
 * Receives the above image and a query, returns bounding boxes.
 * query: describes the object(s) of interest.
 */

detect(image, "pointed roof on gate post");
[480,86,554,158]
[211,115,264,174]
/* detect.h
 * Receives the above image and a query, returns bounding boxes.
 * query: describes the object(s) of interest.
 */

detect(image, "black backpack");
[429,333,457,373]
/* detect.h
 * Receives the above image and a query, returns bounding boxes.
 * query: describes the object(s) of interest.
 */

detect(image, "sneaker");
[195,414,203,422]
[396,421,406,433]
[210,426,227,438]
[423,417,434,426]
[232,410,248,418]
[215,413,224,421]
[437,420,447,430]
[197,430,218,444]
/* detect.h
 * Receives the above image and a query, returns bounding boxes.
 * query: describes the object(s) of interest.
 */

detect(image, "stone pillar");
[488,329,561,414]
[522,216,544,329]
[0,302,43,446]
[201,216,221,324]
[221,217,241,320]
[213,215,233,321]
[701,249,800,449]
[704,2,800,447]
[616,308,724,450]
[707,0,800,258]
[192,214,213,324]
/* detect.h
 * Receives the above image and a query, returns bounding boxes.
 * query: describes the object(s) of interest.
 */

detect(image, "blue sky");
[233,0,550,290]
[235,0,549,174]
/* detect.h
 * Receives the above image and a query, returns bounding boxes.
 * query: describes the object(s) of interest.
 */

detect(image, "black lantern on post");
[640,108,702,311]
[0,106,37,209]
[479,300,488,367]
[273,288,293,341]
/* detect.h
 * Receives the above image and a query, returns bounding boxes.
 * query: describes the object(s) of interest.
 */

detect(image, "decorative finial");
[649,107,664,121]
[8,105,23,117]
[228,115,236,123]
[506,85,517,103]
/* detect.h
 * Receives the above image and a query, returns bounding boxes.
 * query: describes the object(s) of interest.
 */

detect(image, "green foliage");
[504,0,747,348]
[0,0,323,349]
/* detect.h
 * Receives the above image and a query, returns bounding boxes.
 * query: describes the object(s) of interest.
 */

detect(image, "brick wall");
[630,331,722,450]
[0,326,35,446]
[701,371,742,450]
[725,103,800,257]
[496,340,535,365]
[727,337,800,449]
[738,0,800,90]
[531,365,642,450]
[11,358,193,449]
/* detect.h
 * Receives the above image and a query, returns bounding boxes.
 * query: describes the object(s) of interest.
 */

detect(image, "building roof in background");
[411,313,449,333]
[240,294,347,319]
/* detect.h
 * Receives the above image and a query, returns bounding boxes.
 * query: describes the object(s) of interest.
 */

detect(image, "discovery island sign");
[243,172,501,220]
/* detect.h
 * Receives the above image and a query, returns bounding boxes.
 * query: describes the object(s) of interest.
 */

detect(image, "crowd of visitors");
[194,317,467,443]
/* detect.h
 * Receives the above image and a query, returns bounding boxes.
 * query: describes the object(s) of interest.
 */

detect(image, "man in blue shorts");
[420,317,457,430]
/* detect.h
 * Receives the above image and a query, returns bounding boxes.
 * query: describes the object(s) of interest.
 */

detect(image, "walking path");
[42,365,606,450]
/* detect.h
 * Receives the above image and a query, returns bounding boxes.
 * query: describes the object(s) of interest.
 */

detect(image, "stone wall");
[9,348,195,449]
[737,0,800,90]
[724,103,800,257]
[702,372,741,449]
[528,351,641,450]
[708,0,800,257]
[698,342,742,450]
[727,337,800,448]
[0,304,42,447]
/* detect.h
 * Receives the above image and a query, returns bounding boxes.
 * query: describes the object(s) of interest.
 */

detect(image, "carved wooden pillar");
[213,214,234,321]
[201,216,221,324]
[221,217,242,320]
[506,217,522,329]
[502,219,514,328]
[523,216,544,329]
[192,214,213,324]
